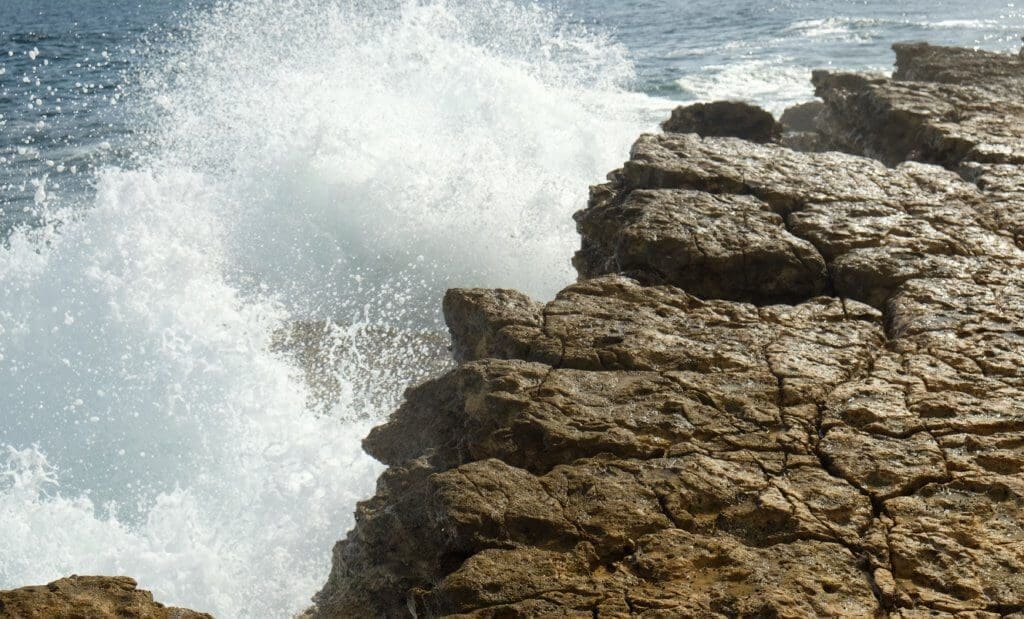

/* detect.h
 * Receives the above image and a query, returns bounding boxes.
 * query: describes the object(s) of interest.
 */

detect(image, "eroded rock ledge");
[312,44,1024,617]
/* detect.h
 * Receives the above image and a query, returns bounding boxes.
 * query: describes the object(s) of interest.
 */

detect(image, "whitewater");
[0,1,654,616]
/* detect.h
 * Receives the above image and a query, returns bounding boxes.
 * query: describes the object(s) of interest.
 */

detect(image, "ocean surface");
[0,1,1021,616]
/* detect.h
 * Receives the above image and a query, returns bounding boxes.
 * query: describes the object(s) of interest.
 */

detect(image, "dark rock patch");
[662,100,783,143]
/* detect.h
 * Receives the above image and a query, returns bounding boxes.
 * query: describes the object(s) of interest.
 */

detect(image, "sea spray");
[139,0,654,319]
[0,0,653,615]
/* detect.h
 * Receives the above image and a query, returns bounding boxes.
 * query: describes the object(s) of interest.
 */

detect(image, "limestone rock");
[892,41,1024,91]
[813,44,1024,253]
[779,101,828,152]
[576,131,1019,309]
[813,42,1024,167]
[574,189,828,304]
[0,576,210,619]
[313,43,1024,618]
[442,288,542,363]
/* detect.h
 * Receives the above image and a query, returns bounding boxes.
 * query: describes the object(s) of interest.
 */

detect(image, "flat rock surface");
[0,576,211,619]
[313,44,1024,618]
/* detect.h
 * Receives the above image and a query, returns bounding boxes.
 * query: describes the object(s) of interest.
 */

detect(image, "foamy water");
[0,1,653,615]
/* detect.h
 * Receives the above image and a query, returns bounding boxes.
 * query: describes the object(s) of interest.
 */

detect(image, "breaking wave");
[0,0,651,616]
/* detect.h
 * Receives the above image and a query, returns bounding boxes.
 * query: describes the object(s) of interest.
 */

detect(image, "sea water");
[0,0,1021,616]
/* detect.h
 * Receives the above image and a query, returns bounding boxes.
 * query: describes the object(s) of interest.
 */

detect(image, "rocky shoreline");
[312,43,1024,617]
[4,42,1024,618]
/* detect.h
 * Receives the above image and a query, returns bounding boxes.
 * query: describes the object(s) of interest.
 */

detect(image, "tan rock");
[0,576,210,619]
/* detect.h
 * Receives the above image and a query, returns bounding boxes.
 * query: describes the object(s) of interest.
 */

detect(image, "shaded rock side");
[662,100,782,143]
[779,101,829,153]
[779,100,825,133]
[314,44,1024,618]
[0,576,211,619]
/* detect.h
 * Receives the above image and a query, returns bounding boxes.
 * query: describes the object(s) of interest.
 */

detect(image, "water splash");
[0,0,650,615]
[139,0,649,319]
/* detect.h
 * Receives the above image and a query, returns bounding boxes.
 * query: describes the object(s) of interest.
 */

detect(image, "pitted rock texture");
[314,44,1024,618]
[0,576,211,619]
[575,132,1022,309]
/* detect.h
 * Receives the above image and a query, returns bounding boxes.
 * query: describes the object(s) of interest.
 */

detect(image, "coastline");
[4,41,1024,618]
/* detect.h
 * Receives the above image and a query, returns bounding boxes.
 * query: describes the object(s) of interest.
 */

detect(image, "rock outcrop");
[313,44,1024,617]
[813,42,1024,167]
[812,41,1024,249]
[662,101,783,144]
[0,576,211,619]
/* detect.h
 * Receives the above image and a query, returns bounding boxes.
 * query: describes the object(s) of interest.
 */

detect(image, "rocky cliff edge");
[312,43,1024,618]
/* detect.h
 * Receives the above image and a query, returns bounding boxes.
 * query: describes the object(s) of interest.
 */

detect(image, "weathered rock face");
[0,576,211,619]
[780,100,825,133]
[313,44,1024,618]
[812,42,1024,251]
[813,42,1024,167]
[662,100,782,143]
[573,132,1021,309]
[779,100,829,152]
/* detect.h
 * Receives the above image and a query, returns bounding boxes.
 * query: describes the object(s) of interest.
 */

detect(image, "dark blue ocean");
[0,1,1021,616]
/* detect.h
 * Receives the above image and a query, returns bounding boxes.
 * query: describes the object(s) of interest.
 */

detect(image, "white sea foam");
[787,15,1006,40]
[0,0,651,616]
[784,17,883,40]
[676,57,815,114]
[925,19,1004,29]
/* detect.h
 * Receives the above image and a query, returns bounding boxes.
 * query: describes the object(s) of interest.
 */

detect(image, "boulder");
[662,100,782,143]
[780,100,825,132]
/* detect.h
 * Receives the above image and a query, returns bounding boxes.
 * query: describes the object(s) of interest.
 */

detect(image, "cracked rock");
[312,43,1024,618]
